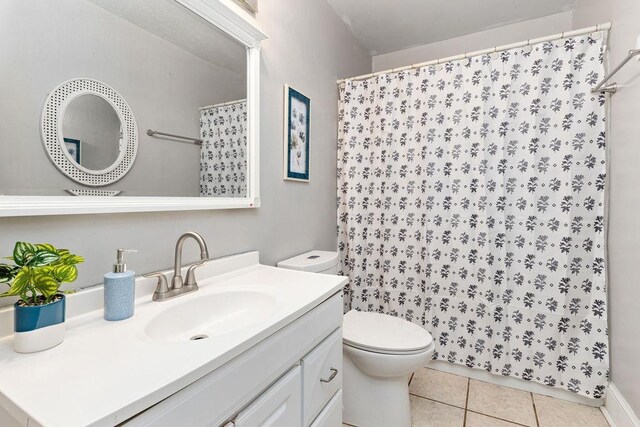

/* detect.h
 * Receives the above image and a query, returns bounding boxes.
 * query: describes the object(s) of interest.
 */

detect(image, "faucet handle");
[185,261,206,287]
[143,271,169,297]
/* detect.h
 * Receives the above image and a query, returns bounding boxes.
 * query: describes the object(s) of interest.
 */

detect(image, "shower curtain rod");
[199,98,247,110]
[146,129,203,145]
[591,48,640,93]
[337,22,612,84]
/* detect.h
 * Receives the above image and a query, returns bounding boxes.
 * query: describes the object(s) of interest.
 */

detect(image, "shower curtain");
[200,100,247,197]
[337,33,608,398]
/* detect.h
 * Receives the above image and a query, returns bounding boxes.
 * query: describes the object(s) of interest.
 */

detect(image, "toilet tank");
[277,250,338,275]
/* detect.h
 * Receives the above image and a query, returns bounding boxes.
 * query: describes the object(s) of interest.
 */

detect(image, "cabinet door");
[232,365,302,427]
[309,391,342,427]
[302,329,342,426]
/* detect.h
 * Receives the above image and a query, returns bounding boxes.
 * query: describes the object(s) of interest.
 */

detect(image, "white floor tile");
[410,368,468,408]
[465,411,524,427]
[534,393,609,427]
[467,379,536,426]
[410,395,465,427]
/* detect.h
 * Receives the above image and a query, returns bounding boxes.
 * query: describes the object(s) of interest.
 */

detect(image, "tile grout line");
[465,408,533,427]
[531,392,541,427]
[409,392,466,410]
[463,378,471,426]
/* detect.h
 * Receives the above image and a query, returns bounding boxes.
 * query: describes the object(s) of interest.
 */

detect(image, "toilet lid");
[343,311,433,354]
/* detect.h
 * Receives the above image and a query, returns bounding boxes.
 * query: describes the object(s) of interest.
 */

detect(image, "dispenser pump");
[114,249,137,273]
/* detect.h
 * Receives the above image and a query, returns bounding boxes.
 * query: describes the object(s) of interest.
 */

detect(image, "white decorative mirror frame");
[0,0,267,217]
[42,78,137,187]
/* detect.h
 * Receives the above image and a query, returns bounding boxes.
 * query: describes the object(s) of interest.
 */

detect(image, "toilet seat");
[343,310,433,355]
[343,340,434,355]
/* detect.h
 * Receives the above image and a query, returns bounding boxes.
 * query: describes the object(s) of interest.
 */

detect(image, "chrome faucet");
[143,232,210,302]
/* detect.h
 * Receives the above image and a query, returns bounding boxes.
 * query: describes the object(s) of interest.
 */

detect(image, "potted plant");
[0,242,84,353]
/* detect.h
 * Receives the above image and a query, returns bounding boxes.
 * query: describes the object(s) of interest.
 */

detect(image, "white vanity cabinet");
[125,292,343,427]
[0,254,349,427]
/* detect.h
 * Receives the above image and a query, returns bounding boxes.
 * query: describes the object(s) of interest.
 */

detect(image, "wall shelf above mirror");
[0,0,266,217]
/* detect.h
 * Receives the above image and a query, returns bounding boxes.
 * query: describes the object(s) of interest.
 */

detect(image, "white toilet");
[278,251,435,427]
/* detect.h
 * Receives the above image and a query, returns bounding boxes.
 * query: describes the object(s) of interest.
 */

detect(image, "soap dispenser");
[104,249,137,321]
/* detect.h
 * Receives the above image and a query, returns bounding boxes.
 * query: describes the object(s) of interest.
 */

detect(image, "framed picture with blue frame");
[63,138,81,164]
[283,85,310,181]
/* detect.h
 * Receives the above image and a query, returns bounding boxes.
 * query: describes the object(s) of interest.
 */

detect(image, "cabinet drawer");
[232,365,302,427]
[310,391,342,427]
[302,329,342,426]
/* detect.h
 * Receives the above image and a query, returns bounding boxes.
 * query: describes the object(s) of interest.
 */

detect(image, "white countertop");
[0,252,347,427]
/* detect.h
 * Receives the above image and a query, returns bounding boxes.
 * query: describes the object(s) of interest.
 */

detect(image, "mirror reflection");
[199,100,247,197]
[0,0,248,197]
[62,95,122,171]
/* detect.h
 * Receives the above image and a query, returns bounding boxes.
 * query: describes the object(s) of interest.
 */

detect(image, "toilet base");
[342,350,414,427]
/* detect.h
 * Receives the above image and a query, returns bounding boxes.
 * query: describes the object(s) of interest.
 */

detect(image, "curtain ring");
[490,46,499,60]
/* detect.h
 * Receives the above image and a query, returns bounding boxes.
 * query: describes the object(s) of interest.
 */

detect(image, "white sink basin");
[145,291,278,342]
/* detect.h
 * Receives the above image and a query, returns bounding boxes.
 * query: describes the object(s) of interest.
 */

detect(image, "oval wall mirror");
[41,78,138,187]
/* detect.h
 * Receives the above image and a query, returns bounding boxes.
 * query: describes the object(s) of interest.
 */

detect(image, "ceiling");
[326,0,577,55]
[87,0,246,75]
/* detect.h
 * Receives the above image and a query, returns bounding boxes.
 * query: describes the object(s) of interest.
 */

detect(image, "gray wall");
[0,0,246,197]
[0,0,370,300]
[372,12,573,71]
[573,0,640,415]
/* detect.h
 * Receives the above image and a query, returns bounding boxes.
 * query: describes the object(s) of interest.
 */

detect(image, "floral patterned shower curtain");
[337,33,608,398]
[200,100,247,197]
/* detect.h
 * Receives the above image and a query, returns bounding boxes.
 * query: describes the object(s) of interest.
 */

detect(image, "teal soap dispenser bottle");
[104,249,137,321]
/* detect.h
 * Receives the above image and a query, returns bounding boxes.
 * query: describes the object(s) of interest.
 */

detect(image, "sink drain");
[190,334,209,341]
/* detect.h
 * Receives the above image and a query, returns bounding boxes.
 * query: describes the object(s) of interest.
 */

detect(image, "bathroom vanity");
[0,252,347,426]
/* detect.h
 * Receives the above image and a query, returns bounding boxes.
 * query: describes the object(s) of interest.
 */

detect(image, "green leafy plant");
[0,242,84,305]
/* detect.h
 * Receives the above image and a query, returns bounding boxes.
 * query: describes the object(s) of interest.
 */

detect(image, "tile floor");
[343,368,610,427]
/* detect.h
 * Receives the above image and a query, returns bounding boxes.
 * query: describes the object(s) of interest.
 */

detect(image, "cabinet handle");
[320,367,338,383]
